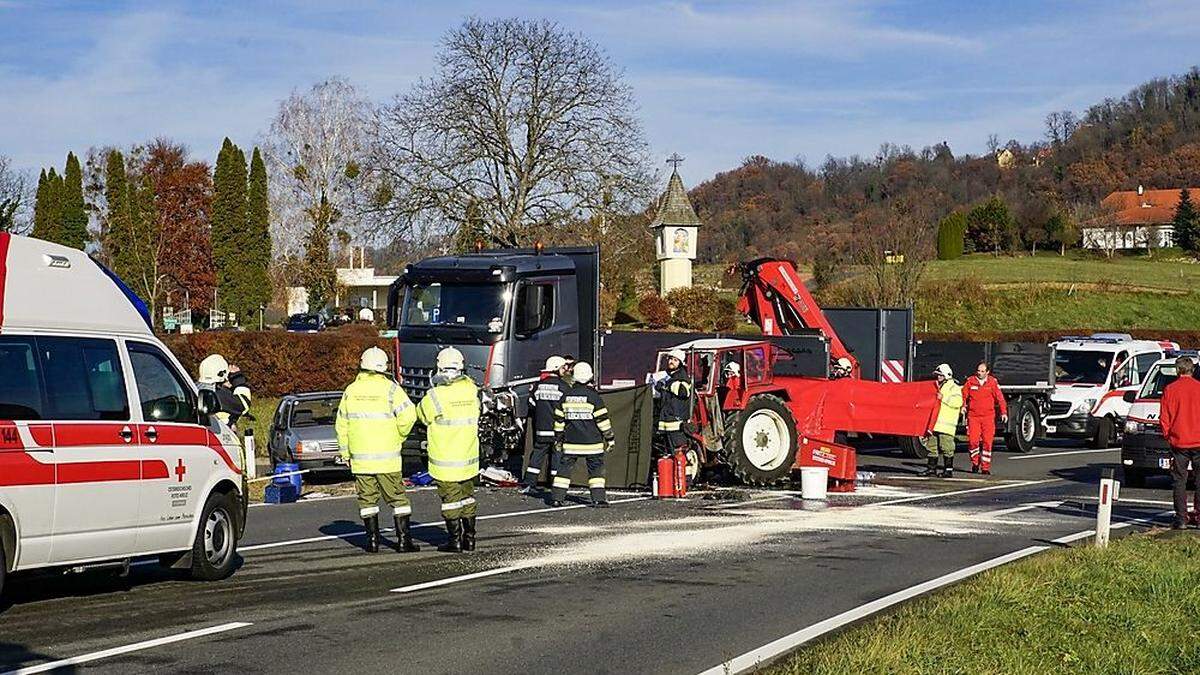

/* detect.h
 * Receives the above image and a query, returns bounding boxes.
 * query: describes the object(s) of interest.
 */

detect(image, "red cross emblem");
[175,458,187,482]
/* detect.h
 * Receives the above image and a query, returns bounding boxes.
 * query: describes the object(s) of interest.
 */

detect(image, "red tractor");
[655,338,938,485]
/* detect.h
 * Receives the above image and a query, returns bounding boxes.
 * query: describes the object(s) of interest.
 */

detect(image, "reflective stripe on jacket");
[656,367,692,432]
[417,375,481,482]
[335,372,417,475]
[530,375,566,440]
[555,383,613,455]
[932,379,964,435]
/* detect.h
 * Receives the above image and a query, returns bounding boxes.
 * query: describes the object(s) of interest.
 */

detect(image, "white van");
[0,233,246,597]
[1045,334,1176,448]
[1120,353,1200,488]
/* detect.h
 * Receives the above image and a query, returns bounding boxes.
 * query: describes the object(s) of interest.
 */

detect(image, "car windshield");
[1054,350,1112,385]
[402,282,508,332]
[1139,364,1200,400]
[290,315,320,328]
[290,398,339,427]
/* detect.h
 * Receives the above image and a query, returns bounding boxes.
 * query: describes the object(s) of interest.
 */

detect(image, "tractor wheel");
[899,435,928,459]
[721,394,798,486]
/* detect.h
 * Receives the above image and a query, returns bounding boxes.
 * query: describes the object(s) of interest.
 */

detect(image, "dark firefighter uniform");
[552,368,612,506]
[655,366,693,455]
[417,370,481,552]
[523,372,566,489]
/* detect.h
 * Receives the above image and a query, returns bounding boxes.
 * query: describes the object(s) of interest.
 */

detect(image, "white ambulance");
[1045,334,1176,448]
[0,233,247,597]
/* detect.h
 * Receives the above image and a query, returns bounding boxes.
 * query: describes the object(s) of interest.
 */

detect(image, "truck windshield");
[1054,350,1112,385]
[402,282,508,332]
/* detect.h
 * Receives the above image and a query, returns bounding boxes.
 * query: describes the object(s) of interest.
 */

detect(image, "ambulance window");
[38,337,129,421]
[127,343,197,424]
[0,337,44,420]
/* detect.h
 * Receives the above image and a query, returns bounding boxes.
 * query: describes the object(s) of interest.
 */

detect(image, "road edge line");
[1,622,252,675]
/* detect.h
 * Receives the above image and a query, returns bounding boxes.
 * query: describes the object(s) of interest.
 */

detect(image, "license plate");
[1159,458,1172,470]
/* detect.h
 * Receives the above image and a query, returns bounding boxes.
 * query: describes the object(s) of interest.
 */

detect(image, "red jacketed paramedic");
[963,361,1007,474]
[1159,356,1200,528]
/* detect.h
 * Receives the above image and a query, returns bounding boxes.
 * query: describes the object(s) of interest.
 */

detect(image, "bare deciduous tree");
[368,17,654,247]
[262,78,373,258]
[0,155,29,233]
[848,191,939,307]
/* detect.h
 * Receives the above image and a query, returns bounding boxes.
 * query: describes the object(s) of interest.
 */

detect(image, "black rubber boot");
[461,517,476,552]
[364,516,380,553]
[394,515,420,553]
[919,457,938,477]
[438,519,463,553]
[941,462,954,479]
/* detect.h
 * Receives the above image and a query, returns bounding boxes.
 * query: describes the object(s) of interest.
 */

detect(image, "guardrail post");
[1096,467,1116,548]
[243,428,258,481]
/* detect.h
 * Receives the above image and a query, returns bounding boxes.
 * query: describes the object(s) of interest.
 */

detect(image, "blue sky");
[1,0,1197,186]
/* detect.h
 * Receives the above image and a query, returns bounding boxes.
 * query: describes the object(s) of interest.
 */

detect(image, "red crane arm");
[734,258,860,377]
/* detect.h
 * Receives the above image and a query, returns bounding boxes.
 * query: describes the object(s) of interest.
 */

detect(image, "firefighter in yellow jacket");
[335,347,419,553]
[923,363,963,478]
[417,347,481,553]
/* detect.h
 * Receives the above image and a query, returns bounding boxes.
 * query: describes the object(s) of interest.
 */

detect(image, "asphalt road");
[0,441,1179,674]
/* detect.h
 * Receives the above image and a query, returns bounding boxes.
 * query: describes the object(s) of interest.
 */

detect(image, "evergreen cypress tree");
[211,138,249,320]
[104,150,132,280]
[245,147,273,324]
[44,168,66,245]
[1173,188,1199,253]
[302,195,336,312]
[32,169,49,240]
[61,152,88,249]
[936,211,967,260]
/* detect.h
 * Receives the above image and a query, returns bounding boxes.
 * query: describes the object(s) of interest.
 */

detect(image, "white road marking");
[239,497,652,553]
[886,476,988,483]
[1,622,252,675]
[871,478,1061,506]
[981,501,1065,517]
[390,564,536,593]
[1105,497,1173,506]
[1007,448,1120,461]
[697,507,1163,675]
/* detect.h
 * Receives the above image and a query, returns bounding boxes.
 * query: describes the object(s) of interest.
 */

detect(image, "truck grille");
[400,366,434,401]
[1047,401,1073,417]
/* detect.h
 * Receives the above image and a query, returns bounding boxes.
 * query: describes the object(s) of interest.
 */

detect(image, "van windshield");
[1055,350,1112,385]
[1139,365,1200,400]
[402,282,508,333]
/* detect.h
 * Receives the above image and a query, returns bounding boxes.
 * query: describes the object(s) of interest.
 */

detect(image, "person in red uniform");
[963,361,1007,475]
[1159,356,1200,529]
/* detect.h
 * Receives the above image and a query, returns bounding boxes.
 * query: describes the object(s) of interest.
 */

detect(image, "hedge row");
[164,325,387,397]
[917,329,1200,349]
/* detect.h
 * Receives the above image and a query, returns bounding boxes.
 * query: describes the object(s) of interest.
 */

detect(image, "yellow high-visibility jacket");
[335,372,417,475]
[932,379,964,435]
[417,375,481,482]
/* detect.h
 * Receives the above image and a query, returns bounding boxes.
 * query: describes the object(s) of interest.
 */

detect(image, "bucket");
[800,466,829,500]
[273,462,302,492]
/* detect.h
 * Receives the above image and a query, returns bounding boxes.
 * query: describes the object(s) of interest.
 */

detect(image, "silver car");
[268,392,347,471]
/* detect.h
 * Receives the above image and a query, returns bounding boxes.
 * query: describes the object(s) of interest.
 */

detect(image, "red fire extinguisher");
[655,456,676,498]
[673,450,688,497]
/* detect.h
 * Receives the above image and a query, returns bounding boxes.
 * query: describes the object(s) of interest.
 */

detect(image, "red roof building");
[1083,186,1193,250]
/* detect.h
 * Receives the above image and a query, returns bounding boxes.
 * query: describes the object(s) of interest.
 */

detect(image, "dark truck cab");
[386,246,600,462]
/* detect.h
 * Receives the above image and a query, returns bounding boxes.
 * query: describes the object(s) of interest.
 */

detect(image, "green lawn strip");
[924,253,1200,292]
[914,289,1200,333]
[767,532,1200,675]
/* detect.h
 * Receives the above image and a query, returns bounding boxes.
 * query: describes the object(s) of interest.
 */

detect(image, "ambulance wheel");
[190,492,238,581]
[899,436,927,459]
[722,394,797,486]
[1004,399,1039,454]
[1092,417,1116,450]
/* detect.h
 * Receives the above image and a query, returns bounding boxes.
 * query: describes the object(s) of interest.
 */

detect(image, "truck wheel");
[1123,467,1148,489]
[1092,417,1116,449]
[722,394,798,486]
[1004,399,1039,454]
[189,491,239,581]
[898,436,928,459]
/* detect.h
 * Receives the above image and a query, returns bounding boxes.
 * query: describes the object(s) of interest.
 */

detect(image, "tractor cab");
[654,338,781,407]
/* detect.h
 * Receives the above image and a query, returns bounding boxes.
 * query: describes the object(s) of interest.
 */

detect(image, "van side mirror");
[1122,390,1137,403]
[197,388,219,416]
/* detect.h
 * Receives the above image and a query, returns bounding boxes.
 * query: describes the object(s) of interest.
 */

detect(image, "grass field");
[925,250,1200,291]
[768,531,1200,674]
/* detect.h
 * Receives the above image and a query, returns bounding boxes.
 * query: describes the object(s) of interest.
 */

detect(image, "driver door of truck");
[512,277,577,380]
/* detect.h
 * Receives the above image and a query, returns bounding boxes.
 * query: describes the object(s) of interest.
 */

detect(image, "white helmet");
[544,355,567,373]
[437,346,465,371]
[198,354,230,384]
[724,362,741,376]
[667,348,687,364]
[933,363,954,378]
[573,361,594,385]
[360,346,389,373]
[835,357,853,370]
